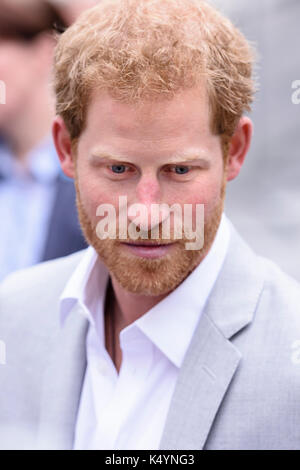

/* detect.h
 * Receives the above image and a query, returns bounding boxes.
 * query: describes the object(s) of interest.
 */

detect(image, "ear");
[226,117,253,182]
[52,115,75,179]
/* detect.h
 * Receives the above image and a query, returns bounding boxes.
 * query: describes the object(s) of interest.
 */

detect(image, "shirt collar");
[59,245,109,330]
[59,212,231,368]
[0,136,61,183]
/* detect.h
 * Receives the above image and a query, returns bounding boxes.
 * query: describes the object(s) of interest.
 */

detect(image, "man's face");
[74,86,227,296]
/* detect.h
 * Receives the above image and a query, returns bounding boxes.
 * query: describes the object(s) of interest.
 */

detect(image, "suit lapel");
[159,225,265,450]
[36,303,89,450]
[159,313,241,450]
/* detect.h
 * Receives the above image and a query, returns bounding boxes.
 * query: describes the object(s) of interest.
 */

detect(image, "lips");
[121,241,176,258]
[123,241,174,247]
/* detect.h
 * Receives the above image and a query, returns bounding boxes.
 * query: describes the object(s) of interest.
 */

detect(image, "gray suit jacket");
[1,223,300,450]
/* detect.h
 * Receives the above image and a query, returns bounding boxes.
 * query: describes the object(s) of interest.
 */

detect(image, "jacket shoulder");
[243,254,300,360]
[0,249,87,330]
[0,249,86,296]
[259,255,300,312]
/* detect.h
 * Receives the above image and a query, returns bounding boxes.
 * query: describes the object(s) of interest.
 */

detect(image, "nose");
[127,175,170,232]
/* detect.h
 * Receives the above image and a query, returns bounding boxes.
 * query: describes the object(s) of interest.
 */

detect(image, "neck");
[2,86,54,167]
[110,275,171,331]
[108,240,215,330]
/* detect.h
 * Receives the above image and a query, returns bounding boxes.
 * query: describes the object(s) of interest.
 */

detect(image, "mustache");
[93,223,202,245]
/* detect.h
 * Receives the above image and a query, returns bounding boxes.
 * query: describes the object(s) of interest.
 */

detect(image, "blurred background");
[212,0,300,280]
[0,0,299,281]
[0,0,98,281]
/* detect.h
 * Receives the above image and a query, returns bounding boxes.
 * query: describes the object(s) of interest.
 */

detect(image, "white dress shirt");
[59,212,231,450]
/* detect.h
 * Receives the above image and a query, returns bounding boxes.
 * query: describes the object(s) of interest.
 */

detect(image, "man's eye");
[175,166,190,174]
[171,166,191,175]
[110,164,127,174]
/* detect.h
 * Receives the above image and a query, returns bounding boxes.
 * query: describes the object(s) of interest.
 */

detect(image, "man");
[0,0,89,281]
[1,0,300,450]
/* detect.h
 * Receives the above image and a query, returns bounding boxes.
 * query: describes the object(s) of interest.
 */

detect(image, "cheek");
[172,174,224,219]
[76,169,119,222]
[78,178,107,219]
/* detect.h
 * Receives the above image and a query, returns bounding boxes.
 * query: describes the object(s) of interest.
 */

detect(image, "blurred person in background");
[0,0,99,281]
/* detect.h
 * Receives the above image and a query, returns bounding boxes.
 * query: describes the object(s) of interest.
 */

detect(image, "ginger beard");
[74,172,227,296]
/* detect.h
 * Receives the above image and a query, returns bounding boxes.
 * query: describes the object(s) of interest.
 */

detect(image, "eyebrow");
[89,151,211,167]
